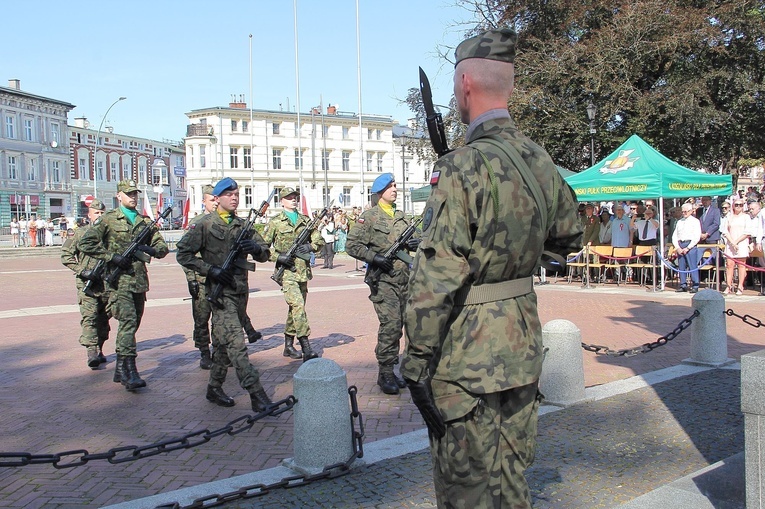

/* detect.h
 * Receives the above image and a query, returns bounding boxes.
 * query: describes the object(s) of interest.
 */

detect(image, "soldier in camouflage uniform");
[346,173,421,395]
[61,199,111,370]
[176,178,273,411]
[401,29,582,509]
[182,185,263,370]
[79,180,169,391]
[262,187,324,362]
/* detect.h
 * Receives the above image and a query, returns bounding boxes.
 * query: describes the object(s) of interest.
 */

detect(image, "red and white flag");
[141,191,153,218]
[156,193,164,226]
[182,198,190,229]
[299,188,311,216]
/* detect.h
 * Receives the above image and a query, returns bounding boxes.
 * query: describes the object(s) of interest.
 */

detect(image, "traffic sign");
[83,195,94,206]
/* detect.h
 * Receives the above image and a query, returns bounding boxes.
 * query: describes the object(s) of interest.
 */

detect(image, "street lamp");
[586,102,597,167]
[93,96,126,201]
[400,134,408,215]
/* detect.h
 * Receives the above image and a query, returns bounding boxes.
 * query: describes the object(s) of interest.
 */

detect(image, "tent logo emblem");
[600,150,639,174]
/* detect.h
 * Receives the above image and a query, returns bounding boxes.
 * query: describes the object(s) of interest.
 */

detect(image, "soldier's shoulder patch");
[188,223,196,230]
[357,218,365,224]
[430,171,440,186]
[422,207,434,231]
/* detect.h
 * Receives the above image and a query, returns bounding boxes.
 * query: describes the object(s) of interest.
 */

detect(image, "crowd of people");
[9,214,71,248]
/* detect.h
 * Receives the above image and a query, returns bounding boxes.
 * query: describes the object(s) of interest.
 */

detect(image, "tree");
[408,0,765,177]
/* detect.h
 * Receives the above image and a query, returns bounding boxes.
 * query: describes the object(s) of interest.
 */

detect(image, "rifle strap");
[454,276,533,306]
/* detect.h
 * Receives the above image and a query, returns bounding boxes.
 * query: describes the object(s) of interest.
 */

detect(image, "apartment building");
[184,98,429,217]
[0,79,75,225]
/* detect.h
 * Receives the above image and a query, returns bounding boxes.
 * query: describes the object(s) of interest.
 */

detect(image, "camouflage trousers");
[106,290,146,357]
[282,280,310,338]
[193,283,259,350]
[430,382,542,509]
[208,291,261,392]
[77,289,110,349]
[369,279,407,366]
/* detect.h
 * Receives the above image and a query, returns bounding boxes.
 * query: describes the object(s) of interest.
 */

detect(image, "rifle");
[104,207,173,289]
[364,216,423,294]
[82,259,106,298]
[206,189,276,308]
[419,67,451,158]
[271,206,331,287]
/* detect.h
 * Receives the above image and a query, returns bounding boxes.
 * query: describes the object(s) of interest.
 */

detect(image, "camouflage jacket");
[176,212,270,295]
[346,204,419,286]
[180,212,209,284]
[79,208,169,294]
[401,114,582,414]
[581,215,600,245]
[262,211,324,283]
[61,224,105,293]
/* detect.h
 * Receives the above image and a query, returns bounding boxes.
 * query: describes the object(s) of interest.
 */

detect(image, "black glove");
[371,253,394,274]
[294,243,313,261]
[187,280,200,299]
[208,265,234,286]
[110,254,132,270]
[79,269,97,281]
[406,378,446,439]
[406,237,421,251]
[239,238,262,256]
[276,254,296,271]
[136,244,157,257]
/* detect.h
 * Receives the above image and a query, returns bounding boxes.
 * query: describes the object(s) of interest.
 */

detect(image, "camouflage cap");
[454,28,517,65]
[89,199,106,211]
[279,187,299,199]
[117,180,141,193]
[202,184,215,196]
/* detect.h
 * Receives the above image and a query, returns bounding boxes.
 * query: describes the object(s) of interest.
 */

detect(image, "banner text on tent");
[668,183,730,191]
[574,185,648,196]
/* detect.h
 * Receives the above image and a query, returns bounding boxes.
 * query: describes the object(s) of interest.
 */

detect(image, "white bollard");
[742,350,765,509]
[682,289,733,366]
[283,358,353,474]
[540,319,587,407]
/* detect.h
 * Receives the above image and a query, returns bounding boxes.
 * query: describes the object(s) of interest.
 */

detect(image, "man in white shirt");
[672,203,702,293]
[631,206,660,245]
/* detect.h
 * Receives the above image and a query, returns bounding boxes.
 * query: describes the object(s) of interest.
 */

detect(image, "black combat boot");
[206,385,235,407]
[393,372,407,389]
[86,346,100,370]
[297,336,319,362]
[96,340,107,364]
[282,334,302,359]
[113,354,124,383]
[199,348,212,370]
[377,367,399,395]
[250,387,273,412]
[247,329,263,343]
[121,356,147,391]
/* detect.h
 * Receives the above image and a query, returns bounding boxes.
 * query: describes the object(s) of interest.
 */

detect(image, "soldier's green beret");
[202,184,215,196]
[455,28,517,65]
[89,199,106,211]
[279,187,299,199]
[117,180,141,193]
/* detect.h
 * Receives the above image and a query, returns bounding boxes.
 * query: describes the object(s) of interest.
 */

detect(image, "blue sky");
[1,0,475,142]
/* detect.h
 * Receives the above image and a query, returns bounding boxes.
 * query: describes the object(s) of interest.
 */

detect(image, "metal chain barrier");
[581,309,700,356]
[0,396,296,469]
[155,386,365,509]
[726,308,764,328]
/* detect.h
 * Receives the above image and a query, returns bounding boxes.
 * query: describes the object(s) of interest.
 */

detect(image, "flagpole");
[356,0,365,208]
[293,0,304,206]
[249,33,255,208]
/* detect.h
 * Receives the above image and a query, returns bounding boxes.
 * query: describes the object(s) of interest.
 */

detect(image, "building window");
[23,119,33,141]
[273,187,282,208]
[367,128,373,140]
[323,125,329,138]
[294,148,303,170]
[51,123,60,144]
[322,149,330,171]
[272,148,282,169]
[376,129,382,140]
[110,161,117,181]
[28,158,36,181]
[342,151,350,172]
[231,120,238,132]
[8,156,17,179]
[139,162,147,184]
[272,122,281,135]
[123,162,131,180]
[342,127,349,139]
[377,153,383,172]
[53,161,62,183]
[366,187,372,204]
[6,116,15,139]
[243,147,251,169]
[366,152,373,172]
[200,146,206,168]
[242,120,248,133]
[244,187,252,208]
[322,186,330,206]
[343,187,351,207]
[79,158,87,179]
[97,161,105,181]
[230,147,239,169]
[122,141,128,149]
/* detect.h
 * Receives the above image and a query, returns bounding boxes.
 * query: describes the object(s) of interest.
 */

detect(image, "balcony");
[186,124,215,137]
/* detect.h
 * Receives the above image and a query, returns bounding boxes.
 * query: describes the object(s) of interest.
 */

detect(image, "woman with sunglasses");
[722,200,752,295]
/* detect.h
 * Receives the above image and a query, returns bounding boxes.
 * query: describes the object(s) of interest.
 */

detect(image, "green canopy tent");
[565,134,732,291]
[411,165,576,202]
[565,134,732,201]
